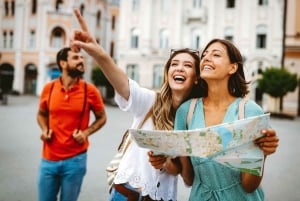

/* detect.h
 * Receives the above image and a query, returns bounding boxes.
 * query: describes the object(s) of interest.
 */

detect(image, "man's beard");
[67,64,84,78]
[68,69,84,78]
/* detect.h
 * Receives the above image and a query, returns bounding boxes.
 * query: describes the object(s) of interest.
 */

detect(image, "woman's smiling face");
[168,52,198,95]
[200,42,237,81]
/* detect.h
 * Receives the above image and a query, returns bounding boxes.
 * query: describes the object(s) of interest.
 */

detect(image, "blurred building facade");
[116,0,299,116]
[283,0,300,115]
[0,0,119,96]
[0,0,299,116]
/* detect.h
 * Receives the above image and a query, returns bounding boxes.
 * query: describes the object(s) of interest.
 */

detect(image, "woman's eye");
[185,65,193,68]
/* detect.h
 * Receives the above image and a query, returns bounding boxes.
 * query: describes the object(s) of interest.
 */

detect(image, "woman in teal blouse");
[175,39,279,201]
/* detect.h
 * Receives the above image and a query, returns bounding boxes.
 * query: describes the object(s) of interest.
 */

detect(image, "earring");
[231,87,236,94]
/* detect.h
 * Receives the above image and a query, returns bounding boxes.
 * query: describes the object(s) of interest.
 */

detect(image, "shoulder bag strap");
[238,97,247,120]
[48,80,87,131]
[119,108,152,153]
[77,82,87,130]
[47,81,55,132]
[186,98,197,129]
[47,81,55,113]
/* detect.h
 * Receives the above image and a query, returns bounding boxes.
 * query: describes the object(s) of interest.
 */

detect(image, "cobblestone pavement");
[0,95,299,201]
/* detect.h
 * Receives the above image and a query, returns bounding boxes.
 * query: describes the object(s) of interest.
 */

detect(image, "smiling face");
[200,42,237,82]
[61,50,85,78]
[167,52,198,97]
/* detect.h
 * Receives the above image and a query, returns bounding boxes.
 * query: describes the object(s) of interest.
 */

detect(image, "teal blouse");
[175,98,265,201]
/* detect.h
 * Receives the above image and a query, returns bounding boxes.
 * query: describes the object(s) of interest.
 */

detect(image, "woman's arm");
[71,8,130,100]
[179,157,194,186]
[241,128,279,192]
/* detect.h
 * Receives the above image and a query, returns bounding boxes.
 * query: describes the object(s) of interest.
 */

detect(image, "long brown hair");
[200,38,249,97]
[152,48,203,130]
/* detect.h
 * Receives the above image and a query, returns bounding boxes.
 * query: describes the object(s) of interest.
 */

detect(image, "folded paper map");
[129,113,270,176]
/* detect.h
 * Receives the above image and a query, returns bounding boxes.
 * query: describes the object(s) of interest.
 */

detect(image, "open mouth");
[76,64,84,70]
[173,75,186,82]
[203,65,214,71]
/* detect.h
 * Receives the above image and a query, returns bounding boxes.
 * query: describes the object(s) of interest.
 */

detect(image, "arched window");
[9,31,13,48]
[191,29,201,49]
[96,10,101,27]
[4,1,9,16]
[132,0,140,11]
[131,28,140,48]
[55,0,63,11]
[256,25,267,48]
[11,0,15,16]
[31,0,37,14]
[29,30,36,48]
[24,63,38,94]
[160,0,167,12]
[153,64,163,89]
[110,41,114,57]
[193,0,202,8]
[111,15,116,30]
[224,27,233,41]
[126,64,139,82]
[159,29,169,49]
[80,4,85,16]
[3,31,7,48]
[50,27,65,48]
[0,63,14,93]
[226,0,235,8]
[258,0,268,6]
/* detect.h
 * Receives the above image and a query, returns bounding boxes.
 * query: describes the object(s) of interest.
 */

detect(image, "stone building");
[283,0,300,116]
[115,0,299,116]
[0,0,119,96]
[1,0,299,116]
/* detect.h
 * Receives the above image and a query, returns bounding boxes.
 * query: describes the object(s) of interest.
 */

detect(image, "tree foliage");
[91,67,111,87]
[257,67,298,98]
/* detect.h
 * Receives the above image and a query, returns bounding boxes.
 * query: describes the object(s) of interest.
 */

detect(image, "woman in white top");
[71,9,202,201]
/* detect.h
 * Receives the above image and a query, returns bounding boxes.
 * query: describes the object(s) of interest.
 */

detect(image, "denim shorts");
[109,183,142,201]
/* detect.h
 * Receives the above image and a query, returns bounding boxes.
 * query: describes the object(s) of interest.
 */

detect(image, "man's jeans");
[38,152,87,201]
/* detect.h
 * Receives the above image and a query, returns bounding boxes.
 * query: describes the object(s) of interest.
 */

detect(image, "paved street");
[0,95,300,201]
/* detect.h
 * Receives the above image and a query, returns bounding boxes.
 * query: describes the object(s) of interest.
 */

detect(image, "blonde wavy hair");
[151,48,202,130]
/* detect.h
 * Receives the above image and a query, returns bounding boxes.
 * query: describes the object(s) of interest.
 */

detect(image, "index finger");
[74,8,89,32]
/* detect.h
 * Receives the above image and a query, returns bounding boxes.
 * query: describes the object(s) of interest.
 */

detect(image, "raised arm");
[70,8,130,100]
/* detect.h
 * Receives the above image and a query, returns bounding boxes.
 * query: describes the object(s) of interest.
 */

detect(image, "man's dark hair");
[56,47,71,71]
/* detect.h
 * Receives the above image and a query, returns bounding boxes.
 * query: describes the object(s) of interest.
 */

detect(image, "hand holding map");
[129,113,270,176]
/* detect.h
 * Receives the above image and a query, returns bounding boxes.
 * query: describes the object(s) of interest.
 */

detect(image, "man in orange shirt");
[37,47,107,201]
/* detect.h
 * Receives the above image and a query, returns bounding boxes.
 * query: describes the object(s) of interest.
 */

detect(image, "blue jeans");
[109,183,142,201]
[38,152,87,201]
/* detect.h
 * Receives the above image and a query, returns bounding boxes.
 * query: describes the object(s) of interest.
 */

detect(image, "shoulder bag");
[106,109,152,193]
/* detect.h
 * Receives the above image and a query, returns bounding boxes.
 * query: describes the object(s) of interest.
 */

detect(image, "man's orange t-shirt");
[39,78,105,161]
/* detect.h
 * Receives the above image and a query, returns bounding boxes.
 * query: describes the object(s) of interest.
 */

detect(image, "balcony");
[183,7,207,24]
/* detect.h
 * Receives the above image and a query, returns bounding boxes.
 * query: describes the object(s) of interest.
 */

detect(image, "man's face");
[65,51,85,78]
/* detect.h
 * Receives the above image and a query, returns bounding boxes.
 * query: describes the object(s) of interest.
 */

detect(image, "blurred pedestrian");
[36,47,107,201]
